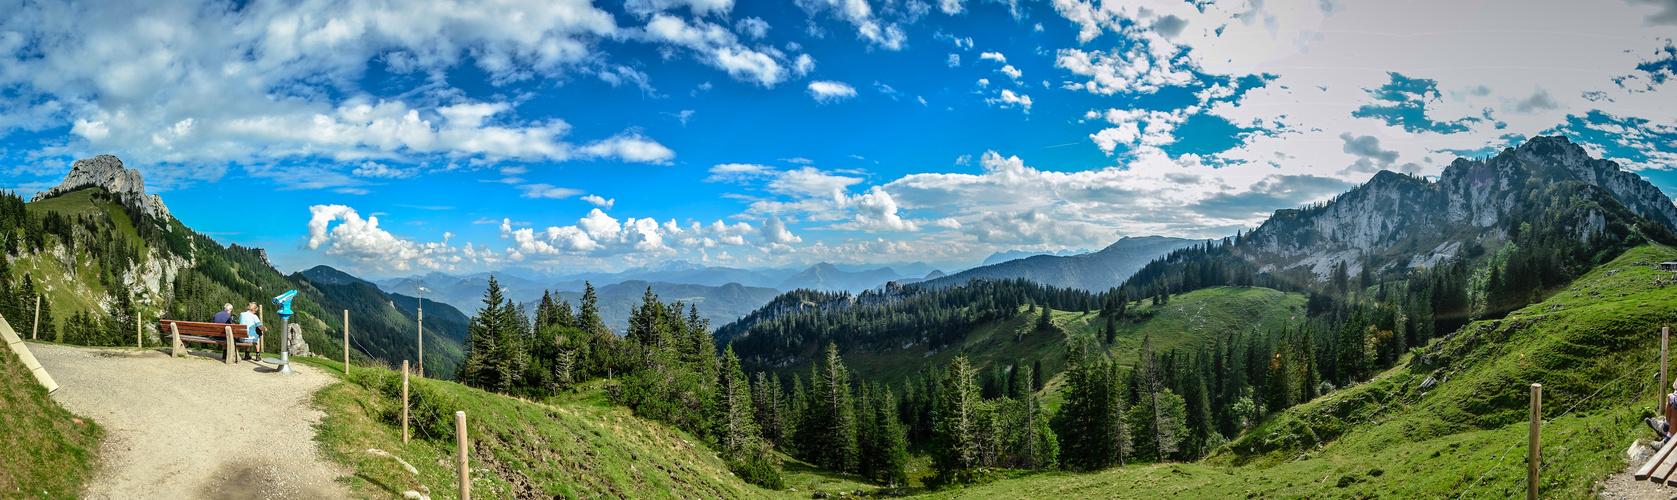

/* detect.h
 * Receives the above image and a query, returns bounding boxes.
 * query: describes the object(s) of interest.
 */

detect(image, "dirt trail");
[30,343,350,499]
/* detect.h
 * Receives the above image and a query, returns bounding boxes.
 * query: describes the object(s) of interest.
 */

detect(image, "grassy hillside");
[0,341,102,498]
[917,244,1677,498]
[305,358,789,499]
[776,286,1304,390]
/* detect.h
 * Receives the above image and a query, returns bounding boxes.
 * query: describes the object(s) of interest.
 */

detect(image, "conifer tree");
[1036,304,1053,331]
[932,355,982,482]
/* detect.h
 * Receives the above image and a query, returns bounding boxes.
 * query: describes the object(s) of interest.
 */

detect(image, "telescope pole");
[279,316,294,375]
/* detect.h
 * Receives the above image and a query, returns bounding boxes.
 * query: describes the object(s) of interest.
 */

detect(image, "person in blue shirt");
[237,302,264,360]
[211,303,235,324]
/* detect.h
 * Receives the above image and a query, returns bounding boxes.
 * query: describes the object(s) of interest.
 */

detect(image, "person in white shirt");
[237,302,264,360]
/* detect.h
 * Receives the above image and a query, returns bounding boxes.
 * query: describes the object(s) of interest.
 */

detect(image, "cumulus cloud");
[762,216,804,244]
[807,80,859,103]
[582,194,615,209]
[306,204,465,271]
[979,52,1008,64]
[986,89,1033,113]
[500,209,769,259]
[1090,108,1190,154]
[578,132,676,163]
[1056,46,1195,95]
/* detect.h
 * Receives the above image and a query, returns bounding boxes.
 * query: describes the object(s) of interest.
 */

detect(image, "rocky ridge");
[30,155,173,222]
[1238,136,1677,279]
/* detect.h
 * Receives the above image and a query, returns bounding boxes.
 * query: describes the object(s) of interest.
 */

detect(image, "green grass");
[0,338,103,498]
[300,357,790,499]
[917,244,1677,498]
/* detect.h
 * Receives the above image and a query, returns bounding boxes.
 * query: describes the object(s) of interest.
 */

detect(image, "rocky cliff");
[1238,136,1677,280]
[29,155,172,222]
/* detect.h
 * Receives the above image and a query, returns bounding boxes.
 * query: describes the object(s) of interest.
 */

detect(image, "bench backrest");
[159,320,252,339]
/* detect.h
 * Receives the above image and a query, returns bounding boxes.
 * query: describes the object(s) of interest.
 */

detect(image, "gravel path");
[31,343,350,499]
[1599,441,1677,500]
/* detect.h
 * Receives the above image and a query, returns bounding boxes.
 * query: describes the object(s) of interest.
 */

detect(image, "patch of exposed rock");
[29,154,173,222]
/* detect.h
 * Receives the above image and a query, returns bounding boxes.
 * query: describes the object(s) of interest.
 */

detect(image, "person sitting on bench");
[237,302,264,360]
[212,303,236,324]
[1648,380,1677,445]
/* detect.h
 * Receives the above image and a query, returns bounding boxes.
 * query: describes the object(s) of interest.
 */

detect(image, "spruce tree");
[932,355,982,482]
[1036,305,1053,331]
[1104,316,1118,345]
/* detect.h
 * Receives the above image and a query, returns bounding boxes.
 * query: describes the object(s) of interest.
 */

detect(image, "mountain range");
[920,236,1196,291]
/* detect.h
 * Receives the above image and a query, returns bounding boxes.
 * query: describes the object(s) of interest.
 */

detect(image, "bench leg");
[225,326,235,365]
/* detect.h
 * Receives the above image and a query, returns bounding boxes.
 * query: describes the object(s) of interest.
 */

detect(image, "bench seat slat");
[1652,445,1677,483]
[1639,439,1677,480]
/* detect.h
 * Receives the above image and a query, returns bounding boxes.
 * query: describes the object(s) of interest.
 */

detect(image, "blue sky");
[2,0,1677,277]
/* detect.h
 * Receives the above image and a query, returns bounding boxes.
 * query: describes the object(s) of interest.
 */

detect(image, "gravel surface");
[1599,441,1677,500]
[31,343,350,499]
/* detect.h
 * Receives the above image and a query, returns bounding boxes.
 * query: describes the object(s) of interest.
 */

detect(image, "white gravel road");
[30,343,350,499]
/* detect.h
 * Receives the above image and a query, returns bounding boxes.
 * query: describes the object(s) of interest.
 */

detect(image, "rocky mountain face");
[30,155,173,222]
[1239,135,1677,280]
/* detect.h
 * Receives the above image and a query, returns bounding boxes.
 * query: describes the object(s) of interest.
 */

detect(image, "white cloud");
[625,0,736,16]
[582,194,615,209]
[578,132,676,163]
[986,89,1033,113]
[519,184,586,199]
[793,0,906,50]
[769,166,864,196]
[1000,65,1023,81]
[0,0,642,181]
[735,17,771,39]
[807,80,859,103]
[706,163,776,182]
[794,54,817,76]
[948,53,962,67]
[351,161,416,179]
[306,204,465,271]
[1055,46,1195,95]
[762,216,803,244]
[500,209,768,259]
[939,0,966,15]
[980,51,1008,64]
[1089,107,1190,154]
[642,14,789,87]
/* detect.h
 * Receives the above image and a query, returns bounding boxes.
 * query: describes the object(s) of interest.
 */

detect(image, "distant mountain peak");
[31,155,173,221]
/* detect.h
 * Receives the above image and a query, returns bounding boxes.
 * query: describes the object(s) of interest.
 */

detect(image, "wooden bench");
[158,320,257,365]
[1635,403,1677,485]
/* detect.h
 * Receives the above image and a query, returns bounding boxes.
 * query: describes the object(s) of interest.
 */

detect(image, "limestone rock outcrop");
[29,155,172,222]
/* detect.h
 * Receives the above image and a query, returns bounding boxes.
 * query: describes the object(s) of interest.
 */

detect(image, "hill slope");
[761,286,1305,390]
[928,244,1677,498]
[0,328,102,497]
[924,236,1195,291]
[309,359,785,499]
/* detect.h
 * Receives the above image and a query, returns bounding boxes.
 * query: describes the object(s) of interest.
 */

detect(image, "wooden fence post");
[456,410,469,500]
[136,315,141,348]
[32,295,41,340]
[1528,383,1541,500]
[344,310,350,375]
[402,360,410,444]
